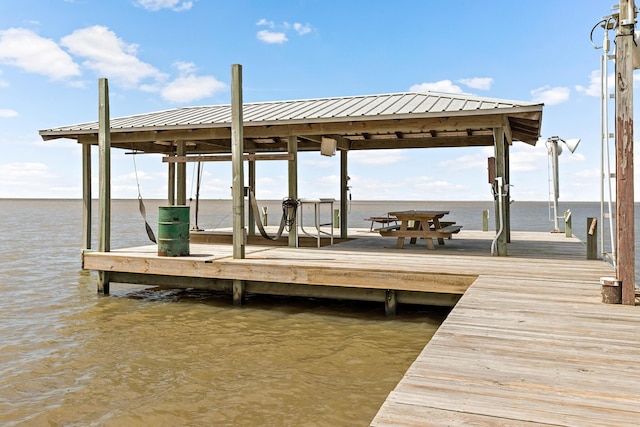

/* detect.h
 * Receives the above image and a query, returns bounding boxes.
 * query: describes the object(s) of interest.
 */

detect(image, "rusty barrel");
[157,206,190,257]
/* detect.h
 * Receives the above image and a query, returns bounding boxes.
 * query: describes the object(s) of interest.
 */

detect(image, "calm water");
[0,199,634,426]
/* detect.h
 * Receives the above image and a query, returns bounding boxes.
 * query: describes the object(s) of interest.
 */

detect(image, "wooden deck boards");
[370,243,640,426]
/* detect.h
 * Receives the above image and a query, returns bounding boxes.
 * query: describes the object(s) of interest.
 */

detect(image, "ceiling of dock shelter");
[39,92,543,154]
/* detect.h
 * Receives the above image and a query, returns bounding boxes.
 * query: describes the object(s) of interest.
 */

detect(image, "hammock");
[248,188,298,240]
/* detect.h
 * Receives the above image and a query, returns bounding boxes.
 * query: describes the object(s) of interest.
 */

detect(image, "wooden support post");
[248,158,256,236]
[233,279,245,306]
[231,64,245,259]
[385,289,397,317]
[587,217,599,260]
[167,155,175,205]
[98,78,111,294]
[564,210,572,238]
[616,0,636,305]
[504,141,511,243]
[601,277,622,304]
[482,210,489,232]
[492,127,507,256]
[82,143,91,251]
[340,149,349,238]
[288,135,298,247]
[176,141,187,205]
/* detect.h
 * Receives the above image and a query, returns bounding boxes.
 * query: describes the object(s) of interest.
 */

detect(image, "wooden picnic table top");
[388,210,449,221]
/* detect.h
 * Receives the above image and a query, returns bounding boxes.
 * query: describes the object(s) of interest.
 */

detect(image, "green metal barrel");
[157,206,190,257]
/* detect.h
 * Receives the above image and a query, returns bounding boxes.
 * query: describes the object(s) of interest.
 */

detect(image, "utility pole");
[616,0,636,305]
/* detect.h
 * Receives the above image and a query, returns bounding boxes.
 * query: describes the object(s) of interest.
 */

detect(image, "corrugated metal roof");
[40,91,542,134]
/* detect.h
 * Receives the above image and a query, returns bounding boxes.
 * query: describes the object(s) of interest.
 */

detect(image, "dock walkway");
[371,236,640,426]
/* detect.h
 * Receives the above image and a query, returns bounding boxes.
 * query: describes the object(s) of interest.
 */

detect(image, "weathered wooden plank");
[371,402,543,427]
[82,252,475,294]
[162,153,294,162]
[372,240,639,427]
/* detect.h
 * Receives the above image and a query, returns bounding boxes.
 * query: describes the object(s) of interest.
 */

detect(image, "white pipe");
[491,176,504,256]
[550,139,561,232]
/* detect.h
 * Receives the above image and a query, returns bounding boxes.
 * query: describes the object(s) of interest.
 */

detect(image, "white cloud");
[256,20,312,44]
[257,30,288,44]
[458,77,493,90]
[530,85,570,105]
[161,75,226,103]
[293,23,312,35]
[350,149,407,165]
[160,61,226,103]
[409,80,467,94]
[575,70,602,97]
[0,109,18,118]
[61,25,163,87]
[257,19,275,28]
[0,28,80,80]
[134,0,193,11]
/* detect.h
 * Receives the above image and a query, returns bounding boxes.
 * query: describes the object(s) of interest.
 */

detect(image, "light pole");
[547,136,581,233]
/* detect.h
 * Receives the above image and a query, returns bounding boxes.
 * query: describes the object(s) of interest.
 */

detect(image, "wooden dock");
[371,234,640,426]
[82,228,640,425]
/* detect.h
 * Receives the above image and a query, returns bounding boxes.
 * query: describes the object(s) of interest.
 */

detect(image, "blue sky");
[0,0,633,201]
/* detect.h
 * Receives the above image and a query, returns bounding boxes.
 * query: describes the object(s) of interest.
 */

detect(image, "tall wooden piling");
[231,64,245,259]
[82,143,91,251]
[587,217,598,260]
[288,135,298,247]
[616,0,636,305]
[97,78,111,294]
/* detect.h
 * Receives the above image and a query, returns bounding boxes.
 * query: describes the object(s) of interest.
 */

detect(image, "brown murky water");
[0,200,448,426]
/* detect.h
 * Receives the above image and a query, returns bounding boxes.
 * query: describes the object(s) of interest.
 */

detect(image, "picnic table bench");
[364,215,398,232]
[378,210,462,249]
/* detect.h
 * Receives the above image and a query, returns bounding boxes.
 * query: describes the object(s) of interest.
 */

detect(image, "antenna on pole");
[546,136,580,233]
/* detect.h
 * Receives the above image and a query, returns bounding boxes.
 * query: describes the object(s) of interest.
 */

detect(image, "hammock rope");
[132,153,157,244]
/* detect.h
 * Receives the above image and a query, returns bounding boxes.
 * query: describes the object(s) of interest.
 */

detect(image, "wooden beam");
[616,0,636,305]
[233,279,245,306]
[340,149,349,238]
[231,64,245,259]
[248,159,256,236]
[97,78,111,294]
[163,153,294,162]
[72,115,508,144]
[385,289,397,317]
[104,272,461,307]
[493,126,507,256]
[288,135,298,247]
[85,254,476,295]
[349,135,494,150]
[167,154,175,205]
[82,143,91,251]
[176,141,187,205]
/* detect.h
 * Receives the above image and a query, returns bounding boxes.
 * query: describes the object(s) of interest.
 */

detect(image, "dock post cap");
[599,276,620,286]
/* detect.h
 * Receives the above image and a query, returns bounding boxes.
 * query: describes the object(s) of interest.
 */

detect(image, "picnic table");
[364,214,398,232]
[378,210,462,249]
